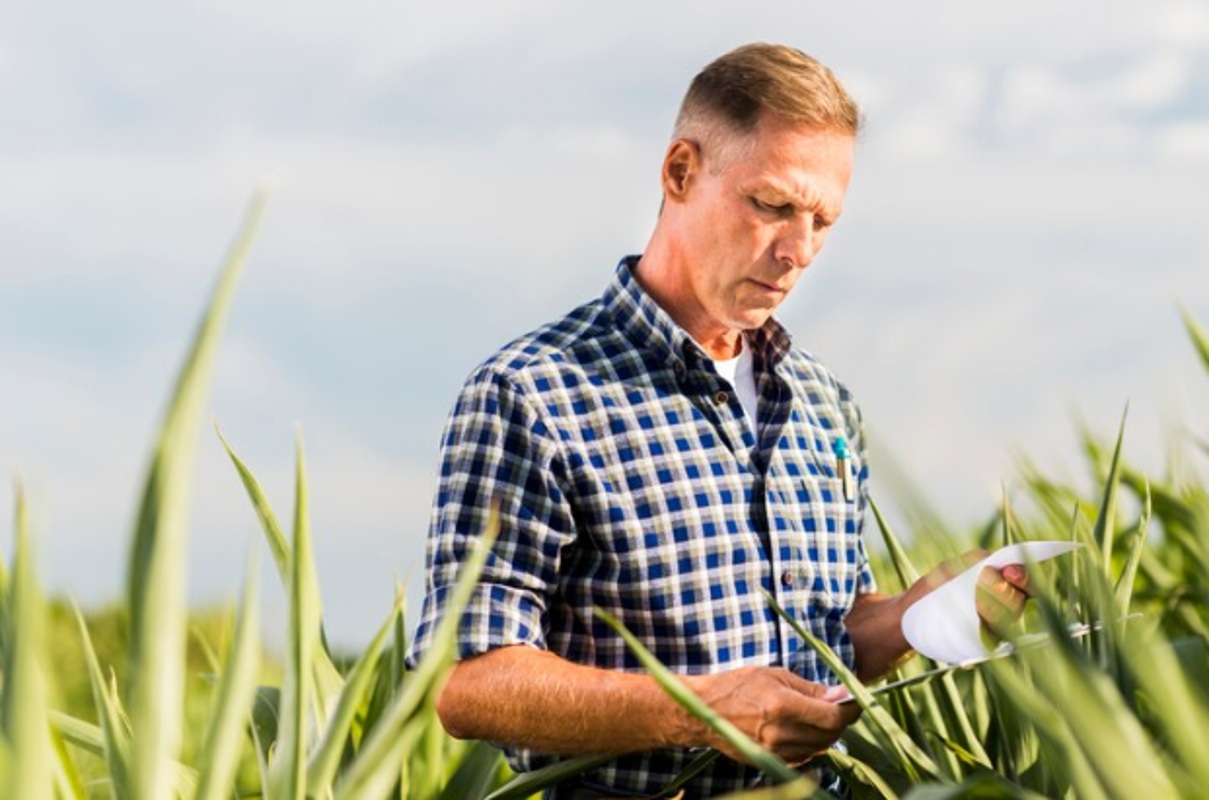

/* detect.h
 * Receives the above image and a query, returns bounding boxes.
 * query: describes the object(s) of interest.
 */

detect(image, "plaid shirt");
[408,257,875,797]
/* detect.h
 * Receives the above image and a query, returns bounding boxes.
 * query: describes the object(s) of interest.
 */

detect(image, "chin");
[731,311,775,331]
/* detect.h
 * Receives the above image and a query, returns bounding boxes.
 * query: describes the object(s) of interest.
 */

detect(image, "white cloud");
[1113,53,1190,109]
[1154,1,1209,49]
[991,47,1200,159]
[1156,121,1209,162]
[4,0,1209,645]
[868,65,989,160]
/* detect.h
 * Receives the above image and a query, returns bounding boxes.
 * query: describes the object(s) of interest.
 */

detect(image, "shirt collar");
[603,255,794,371]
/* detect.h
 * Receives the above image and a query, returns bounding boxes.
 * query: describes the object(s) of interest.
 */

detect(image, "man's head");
[640,44,860,358]
[673,43,861,175]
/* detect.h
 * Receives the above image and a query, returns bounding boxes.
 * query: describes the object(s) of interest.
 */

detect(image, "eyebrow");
[753,179,839,220]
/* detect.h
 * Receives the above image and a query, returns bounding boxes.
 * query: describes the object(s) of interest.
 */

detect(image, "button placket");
[764,451,808,664]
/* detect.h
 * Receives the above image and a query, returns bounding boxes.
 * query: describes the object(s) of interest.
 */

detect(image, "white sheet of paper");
[900,541,1082,665]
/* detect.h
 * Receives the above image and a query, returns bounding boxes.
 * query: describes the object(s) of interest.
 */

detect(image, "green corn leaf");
[191,621,224,676]
[48,722,88,800]
[1118,628,1209,789]
[821,746,899,799]
[217,424,346,723]
[1120,465,1196,535]
[306,596,401,792]
[249,686,280,781]
[984,661,1108,800]
[269,433,321,800]
[48,712,106,760]
[214,425,290,582]
[48,712,200,795]
[594,607,800,784]
[655,748,722,797]
[125,191,266,799]
[883,684,940,775]
[435,740,502,800]
[711,776,822,799]
[1179,305,1209,376]
[0,531,8,617]
[1023,593,1178,798]
[1,486,54,800]
[485,754,616,800]
[901,772,1049,799]
[72,603,133,797]
[1113,480,1149,615]
[928,734,990,770]
[762,591,941,782]
[194,558,262,800]
[1090,408,1127,569]
[869,496,921,588]
[904,678,960,778]
[334,510,499,800]
[1000,483,1018,547]
[361,593,407,745]
[933,672,990,771]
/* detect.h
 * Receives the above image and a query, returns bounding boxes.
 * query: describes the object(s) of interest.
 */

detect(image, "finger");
[927,549,990,588]
[821,684,850,703]
[976,567,1028,632]
[775,670,843,701]
[1001,563,1031,596]
[836,698,863,726]
[737,696,851,766]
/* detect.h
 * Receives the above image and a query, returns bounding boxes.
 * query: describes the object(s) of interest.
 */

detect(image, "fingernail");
[822,685,851,703]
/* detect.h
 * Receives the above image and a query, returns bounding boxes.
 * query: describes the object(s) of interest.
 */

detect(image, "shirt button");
[781,571,795,588]
[673,362,685,376]
[714,390,729,406]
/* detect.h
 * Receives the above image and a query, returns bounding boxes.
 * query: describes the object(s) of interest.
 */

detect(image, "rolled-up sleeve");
[406,366,576,668]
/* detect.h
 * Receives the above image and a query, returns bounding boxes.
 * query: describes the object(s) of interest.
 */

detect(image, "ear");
[661,138,701,202]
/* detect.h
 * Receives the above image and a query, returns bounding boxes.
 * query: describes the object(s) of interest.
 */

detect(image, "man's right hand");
[437,646,860,768]
[683,666,861,767]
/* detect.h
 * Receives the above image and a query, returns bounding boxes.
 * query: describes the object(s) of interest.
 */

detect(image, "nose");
[774,216,816,271]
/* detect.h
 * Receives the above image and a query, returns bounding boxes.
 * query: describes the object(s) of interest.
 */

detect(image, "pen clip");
[832,436,855,502]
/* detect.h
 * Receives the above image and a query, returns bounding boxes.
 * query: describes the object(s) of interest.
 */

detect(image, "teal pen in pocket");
[832,436,854,502]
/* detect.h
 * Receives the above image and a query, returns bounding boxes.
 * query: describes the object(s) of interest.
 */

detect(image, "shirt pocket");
[796,469,863,618]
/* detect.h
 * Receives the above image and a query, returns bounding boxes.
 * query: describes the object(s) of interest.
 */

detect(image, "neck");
[635,229,744,360]
[694,330,743,360]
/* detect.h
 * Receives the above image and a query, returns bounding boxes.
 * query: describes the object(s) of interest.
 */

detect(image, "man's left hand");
[975,560,1030,638]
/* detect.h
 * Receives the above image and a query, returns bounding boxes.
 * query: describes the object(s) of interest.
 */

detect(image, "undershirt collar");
[700,337,759,435]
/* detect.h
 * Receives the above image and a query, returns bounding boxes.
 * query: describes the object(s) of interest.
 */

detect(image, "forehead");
[722,120,855,204]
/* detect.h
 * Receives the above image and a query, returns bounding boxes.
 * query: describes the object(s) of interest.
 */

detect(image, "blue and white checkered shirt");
[408,257,875,797]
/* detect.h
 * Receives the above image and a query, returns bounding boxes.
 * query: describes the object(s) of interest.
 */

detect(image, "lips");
[751,279,788,294]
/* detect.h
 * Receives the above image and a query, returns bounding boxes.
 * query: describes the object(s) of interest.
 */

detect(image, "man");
[407,43,1028,798]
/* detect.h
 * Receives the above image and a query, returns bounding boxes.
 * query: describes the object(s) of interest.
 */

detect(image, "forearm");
[844,591,915,682]
[846,557,1033,682]
[435,645,701,755]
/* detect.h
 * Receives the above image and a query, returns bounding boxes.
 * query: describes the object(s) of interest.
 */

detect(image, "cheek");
[730,214,773,252]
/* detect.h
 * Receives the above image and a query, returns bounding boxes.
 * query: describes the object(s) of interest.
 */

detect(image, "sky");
[2,1,1208,648]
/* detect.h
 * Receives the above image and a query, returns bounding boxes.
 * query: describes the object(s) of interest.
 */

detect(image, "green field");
[3,202,1207,798]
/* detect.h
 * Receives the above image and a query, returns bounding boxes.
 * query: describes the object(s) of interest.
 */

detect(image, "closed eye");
[752,196,834,230]
[750,197,794,217]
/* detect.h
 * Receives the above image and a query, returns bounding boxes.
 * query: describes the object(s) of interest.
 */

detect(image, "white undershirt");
[706,340,759,436]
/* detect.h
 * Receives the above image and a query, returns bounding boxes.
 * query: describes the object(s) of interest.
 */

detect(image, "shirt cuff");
[405,582,547,669]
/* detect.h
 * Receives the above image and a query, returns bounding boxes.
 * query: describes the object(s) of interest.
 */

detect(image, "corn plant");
[3,190,1209,800]
[0,197,513,799]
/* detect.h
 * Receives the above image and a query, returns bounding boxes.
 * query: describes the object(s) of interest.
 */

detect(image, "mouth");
[750,279,788,295]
